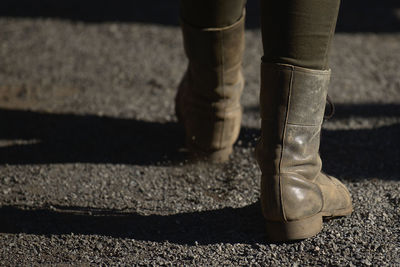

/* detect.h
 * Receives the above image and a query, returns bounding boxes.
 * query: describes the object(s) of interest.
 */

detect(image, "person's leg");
[176,0,246,162]
[180,0,246,28]
[261,0,340,69]
[257,0,352,241]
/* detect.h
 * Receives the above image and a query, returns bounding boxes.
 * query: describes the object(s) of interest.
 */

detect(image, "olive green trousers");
[180,0,341,70]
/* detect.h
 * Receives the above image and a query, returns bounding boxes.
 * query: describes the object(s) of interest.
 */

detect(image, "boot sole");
[265,205,353,242]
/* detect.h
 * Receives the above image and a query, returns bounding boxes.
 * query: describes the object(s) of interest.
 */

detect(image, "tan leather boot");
[175,13,245,163]
[256,63,353,241]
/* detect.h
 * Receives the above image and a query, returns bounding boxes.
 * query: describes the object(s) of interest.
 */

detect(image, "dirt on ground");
[0,1,400,266]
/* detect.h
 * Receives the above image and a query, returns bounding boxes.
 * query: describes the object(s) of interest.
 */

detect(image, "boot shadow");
[0,108,186,165]
[0,202,266,245]
[320,123,400,181]
[2,104,399,178]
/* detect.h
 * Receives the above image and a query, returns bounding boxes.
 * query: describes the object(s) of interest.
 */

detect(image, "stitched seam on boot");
[279,67,294,222]
[218,30,226,150]
[274,63,330,75]
[316,183,325,214]
[286,122,319,127]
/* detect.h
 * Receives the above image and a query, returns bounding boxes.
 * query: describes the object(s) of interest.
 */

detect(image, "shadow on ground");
[1,104,399,179]
[320,104,400,180]
[0,202,266,245]
[0,0,399,32]
[0,108,186,165]
[1,105,398,244]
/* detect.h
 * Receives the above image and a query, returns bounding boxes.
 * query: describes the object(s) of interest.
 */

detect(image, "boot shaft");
[257,63,330,177]
[176,13,245,160]
[180,15,245,102]
[181,16,245,71]
[256,63,331,222]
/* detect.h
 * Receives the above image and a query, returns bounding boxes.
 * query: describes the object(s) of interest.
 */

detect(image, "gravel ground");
[1,1,400,266]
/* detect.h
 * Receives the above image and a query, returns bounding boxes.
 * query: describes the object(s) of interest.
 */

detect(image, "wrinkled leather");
[176,13,245,155]
[256,63,352,222]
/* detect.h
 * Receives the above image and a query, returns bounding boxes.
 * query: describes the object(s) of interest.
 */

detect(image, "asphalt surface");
[1,1,400,266]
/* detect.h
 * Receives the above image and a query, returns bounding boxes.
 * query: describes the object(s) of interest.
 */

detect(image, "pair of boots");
[176,15,352,241]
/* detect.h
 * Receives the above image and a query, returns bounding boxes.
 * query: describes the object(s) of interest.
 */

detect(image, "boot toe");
[318,174,353,217]
[330,176,353,216]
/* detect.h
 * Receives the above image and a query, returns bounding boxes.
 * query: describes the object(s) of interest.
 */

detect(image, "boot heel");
[265,213,323,241]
